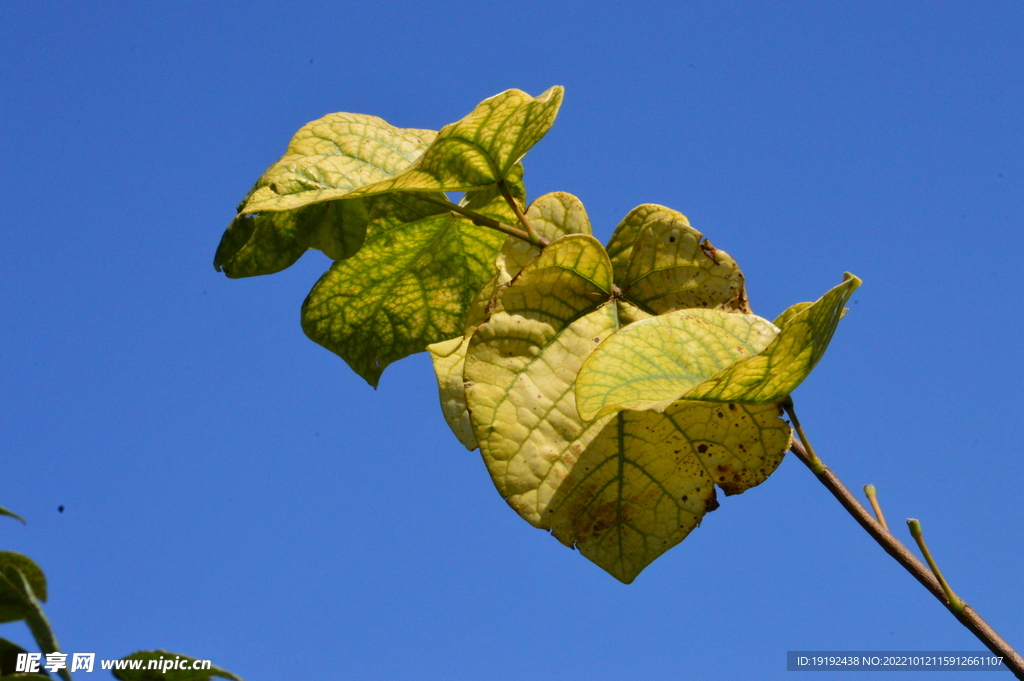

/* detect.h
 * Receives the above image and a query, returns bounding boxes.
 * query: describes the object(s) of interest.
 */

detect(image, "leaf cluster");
[215,87,859,582]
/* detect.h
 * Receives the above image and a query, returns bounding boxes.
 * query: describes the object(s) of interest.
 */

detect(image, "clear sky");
[1,2,1022,679]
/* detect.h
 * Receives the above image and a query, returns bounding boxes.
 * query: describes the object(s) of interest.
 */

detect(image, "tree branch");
[787,434,1024,678]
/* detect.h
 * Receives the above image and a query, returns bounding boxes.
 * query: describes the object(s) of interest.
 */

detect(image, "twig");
[783,401,1024,679]
[863,484,889,532]
[908,518,964,613]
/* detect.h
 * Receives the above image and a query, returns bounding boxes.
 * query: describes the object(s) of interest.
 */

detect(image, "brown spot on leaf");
[697,444,708,453]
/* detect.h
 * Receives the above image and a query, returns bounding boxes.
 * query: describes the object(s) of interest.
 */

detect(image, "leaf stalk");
[496,180,544,246]
[410,192,545,246]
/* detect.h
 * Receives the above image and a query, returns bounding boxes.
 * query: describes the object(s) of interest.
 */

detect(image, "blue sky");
[1,2,1022,679]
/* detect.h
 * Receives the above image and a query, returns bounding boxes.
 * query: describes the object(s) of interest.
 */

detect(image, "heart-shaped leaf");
[606,204,750,313]
[301,183,520,387]
[546,402,789,583]
[215,113,437,277]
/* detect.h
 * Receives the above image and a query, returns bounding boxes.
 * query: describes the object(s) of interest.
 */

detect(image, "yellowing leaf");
[464,235,790,582]
[302,190,512,387]
[428,192,592,450]
[684,273,861,403]
[575,309,779,420]
[427,336,477,450]
[235,113,436,214]
[607,204,750,313]
[547,402,789,583]
[347,87,564,197]
[215,113,437,277]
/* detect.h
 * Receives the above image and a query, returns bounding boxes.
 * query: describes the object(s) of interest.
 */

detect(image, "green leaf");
[0,637,29,676]
[682,274,860,403]
[214,197,369,278]
[464,235,790,582]
[0,553,47,622]
[0,505,25,524]
[215,112,437,277]
[0,566,68,681]
[575,309,779,420]
[346,87,564,197]
[302,190,511,387]
[112,651,243,681]
[427,191,591,450]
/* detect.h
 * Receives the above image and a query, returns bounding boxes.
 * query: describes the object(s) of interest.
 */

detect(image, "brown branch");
[788,436,1024,678]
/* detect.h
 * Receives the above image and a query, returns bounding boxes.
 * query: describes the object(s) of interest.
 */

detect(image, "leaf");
[0,566,68,681]
[683,273,861,403]
[0,505,25,524]
[575,309,779,420]
[608,204,750,313]
[0,637,29,676]
[0,637,54,681]
[427,335,477,450]
[215,112,437,277]
[112,650,243,681]
[214,198,369,278]
[546,402,789,583]
[0,553,47,622]
[428,192,593,449]
[231,113,437,216]
[464,235,790,582]
[346,87,564,197]
[302,189,511,387]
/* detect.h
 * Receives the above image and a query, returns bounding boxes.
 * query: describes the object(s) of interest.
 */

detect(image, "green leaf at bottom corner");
[0,552,47,623]
[112,651,243,681]
[684,273,862,403]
